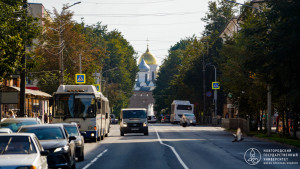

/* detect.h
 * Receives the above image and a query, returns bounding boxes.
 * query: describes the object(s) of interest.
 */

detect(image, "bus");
[170,100,194,124]
[52,85,110,142]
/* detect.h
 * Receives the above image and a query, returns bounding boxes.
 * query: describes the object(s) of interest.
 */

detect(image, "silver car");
[180,113,196,126]
[0,118,42,132]
[0,133,48,169]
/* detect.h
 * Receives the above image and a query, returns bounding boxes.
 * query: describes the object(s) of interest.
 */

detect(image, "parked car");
[180,113,196,126]
[161,115,170,123]
[0,128,13,133]
[0,117,42,132]
[60,123,85,161]
[18,124,76,169]
[147,115,157,123]
[0,133,48,169]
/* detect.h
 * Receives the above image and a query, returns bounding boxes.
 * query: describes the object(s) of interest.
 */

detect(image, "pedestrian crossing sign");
[94,84,100,92]
[212,82,220,90]
[75,74,86,84]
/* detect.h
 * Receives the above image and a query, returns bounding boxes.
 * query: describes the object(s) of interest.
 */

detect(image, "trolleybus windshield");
[54,94,96,118]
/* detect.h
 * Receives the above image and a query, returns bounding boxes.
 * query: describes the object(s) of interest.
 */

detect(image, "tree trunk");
[285,110,289,136]
[282,110,285,135]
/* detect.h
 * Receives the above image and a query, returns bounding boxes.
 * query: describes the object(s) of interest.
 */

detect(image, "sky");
[28,0,246,66]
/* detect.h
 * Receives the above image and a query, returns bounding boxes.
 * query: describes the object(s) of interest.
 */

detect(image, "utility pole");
[20,0,27,117]
[58,1,81,85]
[202,41,209,124]
[267,85,272,136]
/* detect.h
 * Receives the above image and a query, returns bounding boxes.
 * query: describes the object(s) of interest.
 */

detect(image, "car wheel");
[97,136,101,141]
[78,148,84,162]
[120,131,124,136]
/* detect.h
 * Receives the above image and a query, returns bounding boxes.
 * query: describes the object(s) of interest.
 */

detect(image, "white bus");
[52,85,110,142]
[170,100,194,124]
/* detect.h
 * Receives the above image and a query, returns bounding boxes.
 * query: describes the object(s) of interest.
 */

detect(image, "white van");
[120,108,148,136]
[170,100,194,124]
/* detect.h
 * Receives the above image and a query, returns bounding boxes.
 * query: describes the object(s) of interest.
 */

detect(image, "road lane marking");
[155,128,189,169]
[82,149,108,169]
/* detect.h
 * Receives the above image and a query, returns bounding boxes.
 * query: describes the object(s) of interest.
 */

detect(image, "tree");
[0,0,39,81]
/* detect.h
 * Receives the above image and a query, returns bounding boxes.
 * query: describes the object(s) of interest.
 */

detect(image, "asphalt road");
[77,124,300,169]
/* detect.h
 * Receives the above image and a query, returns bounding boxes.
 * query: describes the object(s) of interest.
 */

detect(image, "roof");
[121,108,147,111]
[0,133,36,137]
[0,86,51,98]
[138,46,157,65]
[1,117,41,122]
[138,58,150,72]
[19,124,64,128]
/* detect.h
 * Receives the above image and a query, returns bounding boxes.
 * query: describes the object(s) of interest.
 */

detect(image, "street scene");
[1,0,300,169]
[78,124,300,169]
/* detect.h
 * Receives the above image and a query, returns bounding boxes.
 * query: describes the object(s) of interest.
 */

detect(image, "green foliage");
[0,0,40,80]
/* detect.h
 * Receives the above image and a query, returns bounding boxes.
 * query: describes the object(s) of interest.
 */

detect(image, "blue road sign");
[212,82,220,90]
[75,74,86,84]
[94,84,100,92]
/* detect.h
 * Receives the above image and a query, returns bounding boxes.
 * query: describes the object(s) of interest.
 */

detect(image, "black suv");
[18,124,76,169]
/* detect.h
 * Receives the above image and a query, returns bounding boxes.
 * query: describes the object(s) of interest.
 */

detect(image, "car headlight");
[190,120,193,123]
[143,122,147,127]
[16,167,36,169]
[122,122,127,127]
[54,145,69,152]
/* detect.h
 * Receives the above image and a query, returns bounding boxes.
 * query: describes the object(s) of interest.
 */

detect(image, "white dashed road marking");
[82,149,108,169]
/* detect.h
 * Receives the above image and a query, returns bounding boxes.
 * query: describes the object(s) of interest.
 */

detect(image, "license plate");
[131,128,139,131]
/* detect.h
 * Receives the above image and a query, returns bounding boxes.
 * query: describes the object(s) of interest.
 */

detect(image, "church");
[129,45,158,110]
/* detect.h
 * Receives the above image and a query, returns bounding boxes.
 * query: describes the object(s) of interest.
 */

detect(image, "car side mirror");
[40,150,49,156]
[147,116,151,120]
[69,136,76,142]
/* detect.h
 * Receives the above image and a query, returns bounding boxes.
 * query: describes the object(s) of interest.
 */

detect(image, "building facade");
[129,46,158,113]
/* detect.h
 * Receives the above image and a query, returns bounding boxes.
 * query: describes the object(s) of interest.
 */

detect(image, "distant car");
[0,117,42,132]
[147,115,157,123]
[110,114,116,124]
[180,113,196,126]
[0,133,48,169]
[18,124,76,169]
[60,123,85,161]
[162,115,170,123]
[0,128,13,133]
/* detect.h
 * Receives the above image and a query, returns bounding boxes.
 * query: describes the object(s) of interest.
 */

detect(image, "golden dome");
[138,46,157,65]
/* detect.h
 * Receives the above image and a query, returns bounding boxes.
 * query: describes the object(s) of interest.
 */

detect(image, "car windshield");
[184,113,195,117]
[64,126,79,136]
[54,94,96,118]
[19,127,65,140]
[0,136,37,154]
[177,105,192,110]
[0,121,39,132]
[123,110,147,119]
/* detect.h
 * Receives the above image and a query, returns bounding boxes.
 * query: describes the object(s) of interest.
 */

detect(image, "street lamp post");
[207,64,217,118]
[20,0,28,117]
[58,1,81,85]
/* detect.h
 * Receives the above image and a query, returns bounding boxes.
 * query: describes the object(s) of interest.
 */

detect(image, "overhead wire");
[74,10,205,17]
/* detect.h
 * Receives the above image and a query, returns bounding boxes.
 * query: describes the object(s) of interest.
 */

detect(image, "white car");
[180,113,196,126]
[0,133,48,169]
[0,128,13,133]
